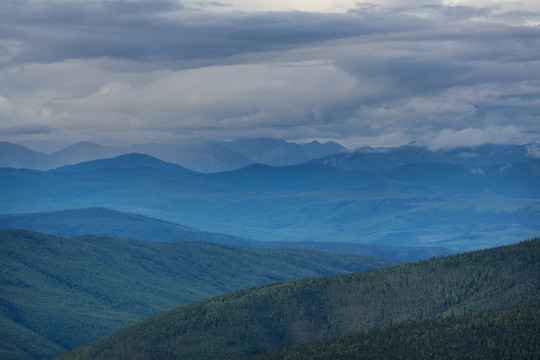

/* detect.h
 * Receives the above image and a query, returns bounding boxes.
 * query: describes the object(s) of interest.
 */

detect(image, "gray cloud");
[0,0,539,147]
[1,0,416,68]
[1,124,53,135]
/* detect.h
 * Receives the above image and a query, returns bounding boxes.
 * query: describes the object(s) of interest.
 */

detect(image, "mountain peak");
[50,153,192,174]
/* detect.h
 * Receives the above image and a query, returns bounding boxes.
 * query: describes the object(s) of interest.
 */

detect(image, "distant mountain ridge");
[315,142,540,171]
[0,207,453,261]
[217,138,346,166]
[0,142,50,169]
[1,138,347,173]
[50,153,193,174]
[1,153,539,250]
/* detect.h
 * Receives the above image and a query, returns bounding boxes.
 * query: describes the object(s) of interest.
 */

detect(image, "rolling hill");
[0,208,453,261]
[57,238,540,360]
[0,229,398,360]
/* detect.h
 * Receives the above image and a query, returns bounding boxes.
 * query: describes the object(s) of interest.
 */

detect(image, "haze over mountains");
[0,138,345,173]
[1,139,539,359]
[1,141,539,250]
[316,143,540,171]
[0,207,452,261]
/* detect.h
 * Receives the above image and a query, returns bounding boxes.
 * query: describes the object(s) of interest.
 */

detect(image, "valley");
[56,238,540,360]
[1,143,539,250]
[1,140,539,359]
[3,0,540,358]
[0,229,397,359]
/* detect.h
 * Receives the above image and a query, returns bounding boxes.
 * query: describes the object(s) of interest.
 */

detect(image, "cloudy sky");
[1,0,539,150]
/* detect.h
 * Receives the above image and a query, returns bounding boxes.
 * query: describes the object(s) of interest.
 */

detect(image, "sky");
[1,0,539,150]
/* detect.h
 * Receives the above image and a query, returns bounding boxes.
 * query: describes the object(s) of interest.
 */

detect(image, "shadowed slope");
[57,239,540,360]
[0,229,397,360]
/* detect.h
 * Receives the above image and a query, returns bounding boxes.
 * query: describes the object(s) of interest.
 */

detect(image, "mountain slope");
[1,155,539,250]
[0,141,255,173]
[0,208,452,260]
[255,303,540,360]
[219,138,345,166]
[49,153,193,174]
[0,229,397,360]
[0,207,257,246]
[0,142,51,170]
[57,239,540,360]
[316,143,539,171]
[123,142,255,173]
[47,141,123,167]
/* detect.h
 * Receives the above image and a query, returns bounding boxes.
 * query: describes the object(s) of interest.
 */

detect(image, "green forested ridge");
[0,229,397,360]
[254,303,540,360]
[57,238,540,360]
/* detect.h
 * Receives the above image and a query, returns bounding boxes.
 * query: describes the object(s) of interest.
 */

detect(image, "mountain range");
[0,138,345,173]
[1,140,539,359]
[316,142,540,170]
[1,151,539,250]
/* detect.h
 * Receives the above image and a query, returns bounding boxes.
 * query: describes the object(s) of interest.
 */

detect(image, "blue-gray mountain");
[216,137,345,166]
[0,152,538,250]
[0,207,452,261]
[315,143,540,170]
[1,138,345,173]
[0,141,254,173]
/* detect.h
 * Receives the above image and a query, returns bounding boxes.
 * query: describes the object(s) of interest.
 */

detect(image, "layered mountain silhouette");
[1,138,346,173]
[0,207,452,261]
[217,138,345,166]
[315,142,540,170]
[1,152,539,250]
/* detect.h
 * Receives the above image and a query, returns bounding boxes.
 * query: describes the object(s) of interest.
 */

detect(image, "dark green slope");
[0,229,397,360]
[255,303,540,360]
[57,238,540,360]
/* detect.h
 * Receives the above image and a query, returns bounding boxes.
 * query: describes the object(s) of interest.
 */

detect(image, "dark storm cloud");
[0,0,428,68]
[1,0,539,148]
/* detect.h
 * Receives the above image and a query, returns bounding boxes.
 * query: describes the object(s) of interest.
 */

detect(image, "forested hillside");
[255,303,540,360]
[0,229,396,360]
[57,238,540,360]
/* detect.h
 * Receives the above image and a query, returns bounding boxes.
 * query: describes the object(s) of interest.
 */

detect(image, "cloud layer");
[1,0,539,148]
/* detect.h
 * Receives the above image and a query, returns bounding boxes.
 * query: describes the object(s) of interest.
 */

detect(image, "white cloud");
[526,143,540,158]
[420,126,526,150]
